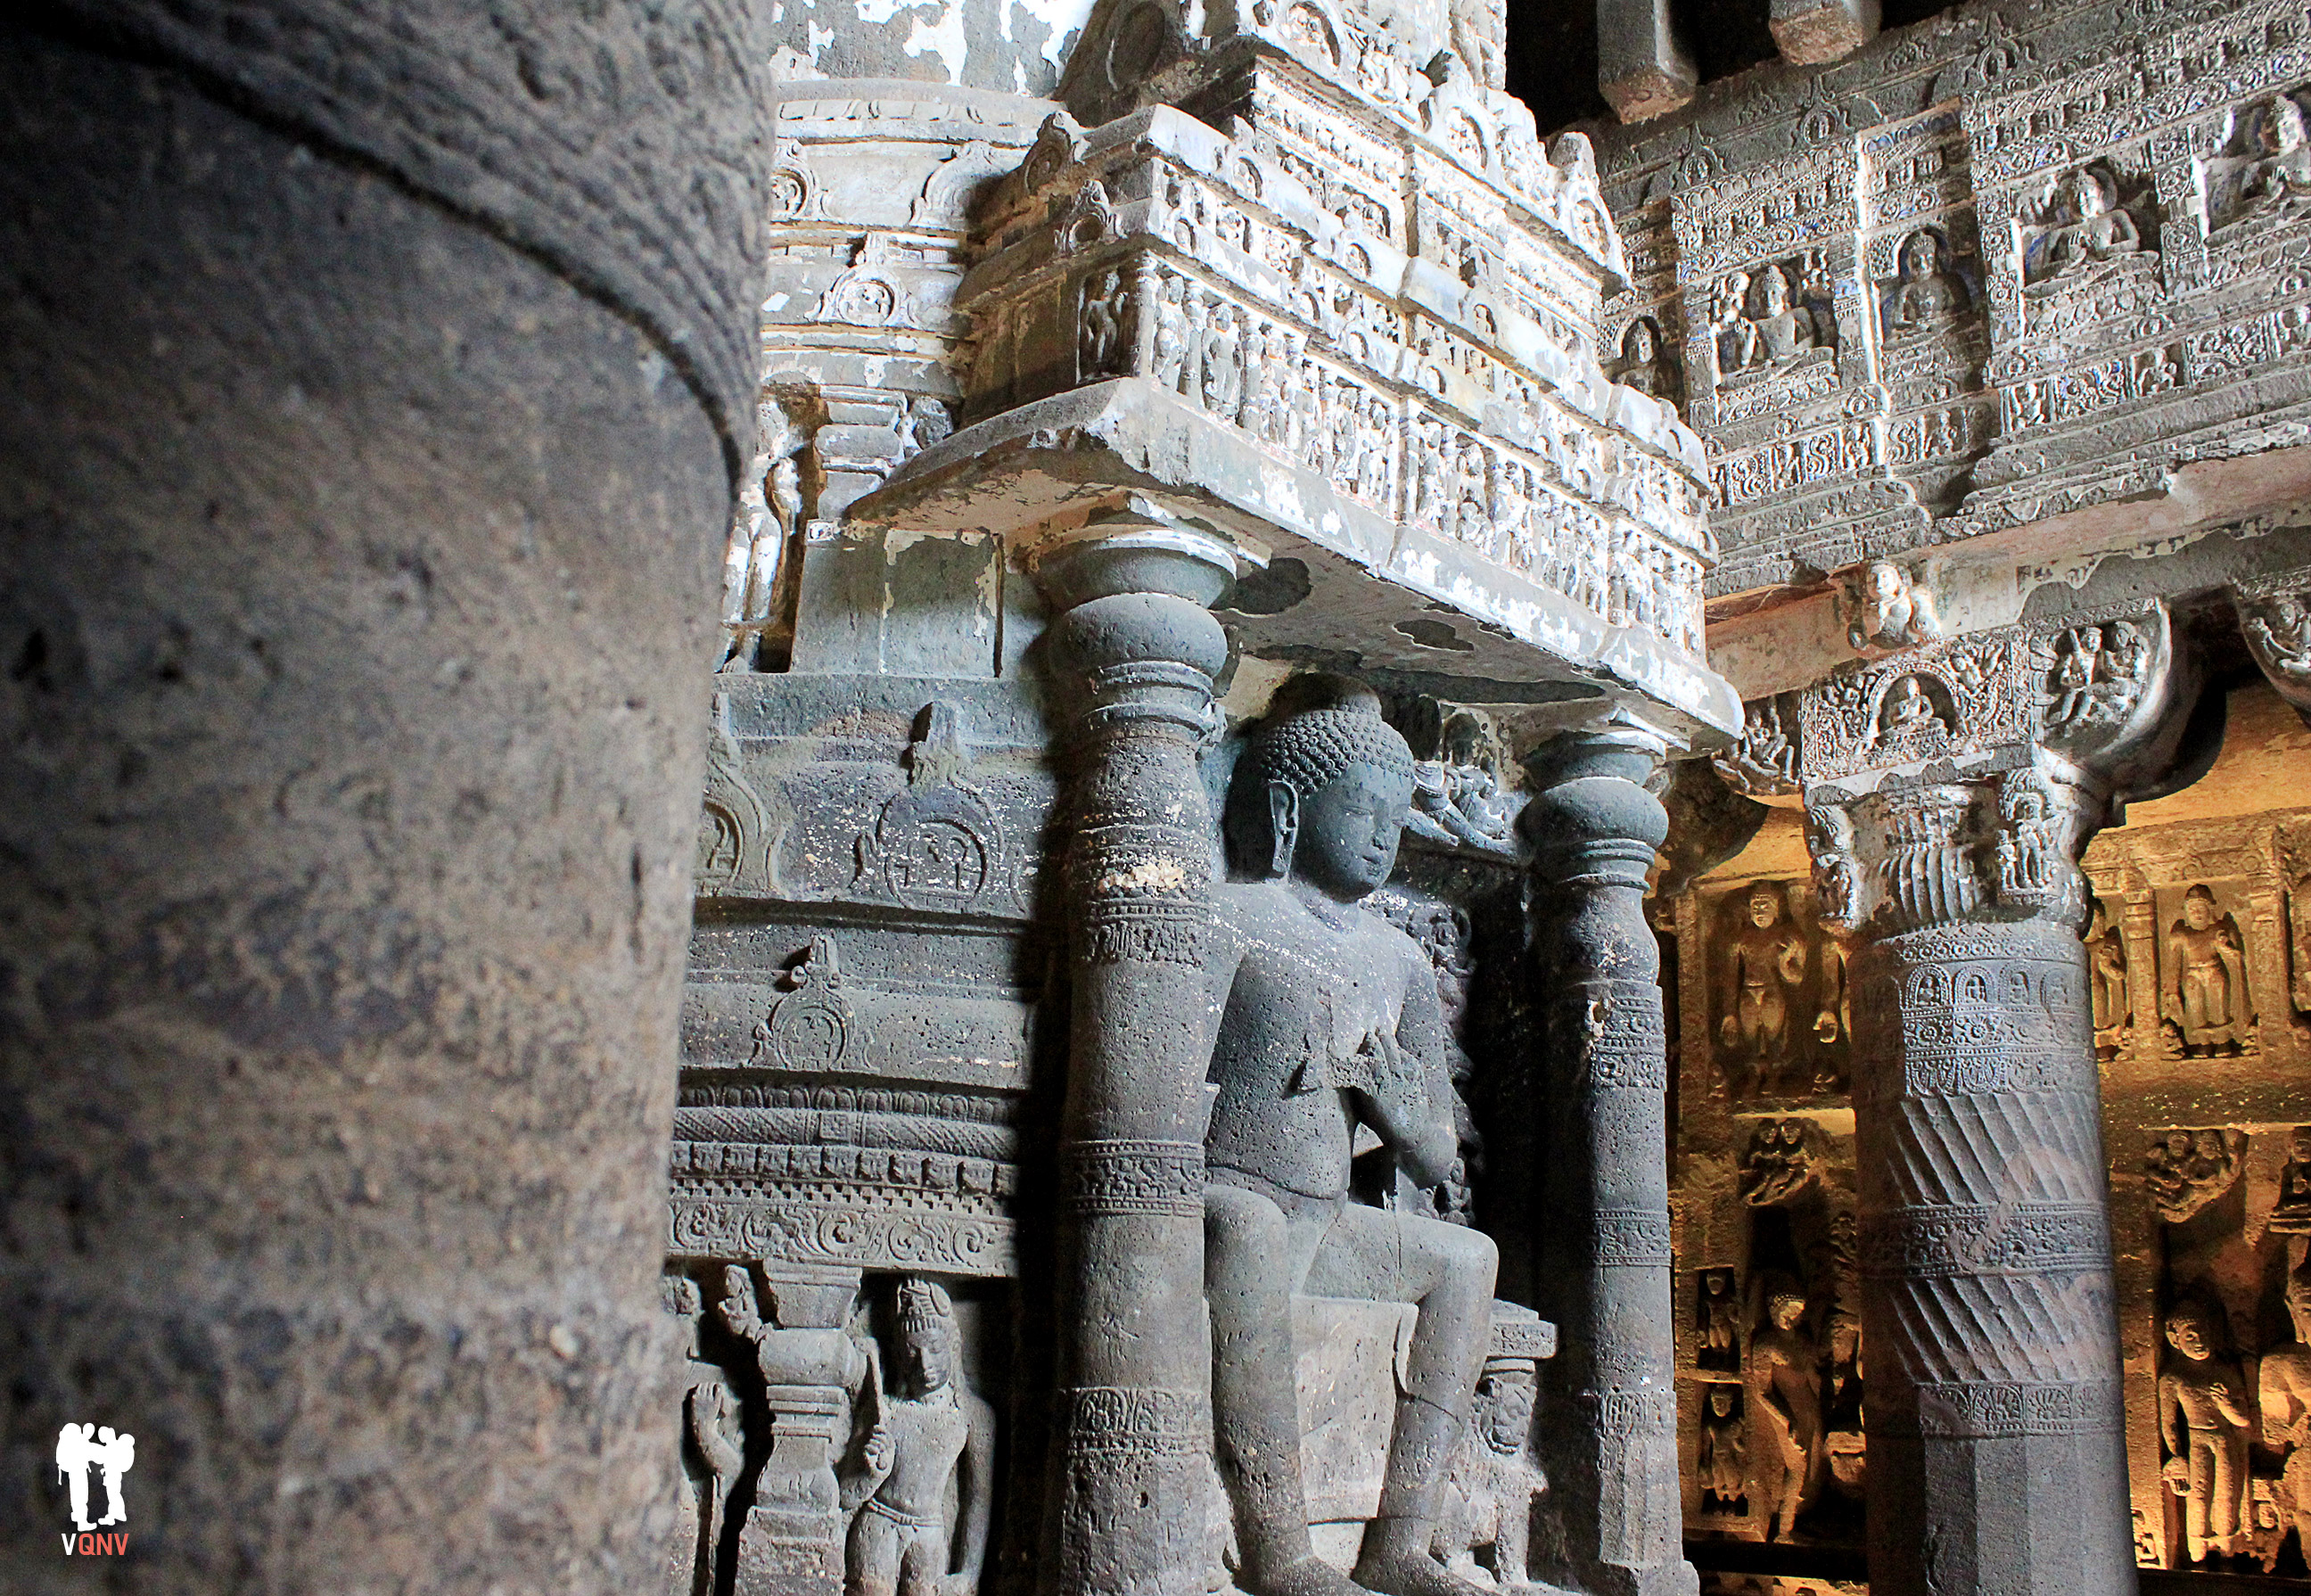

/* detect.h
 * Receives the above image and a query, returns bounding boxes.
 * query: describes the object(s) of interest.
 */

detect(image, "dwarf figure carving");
[1205,676,1499,1596]
[2160,1299,2253,1565]
[843,1277,995,1596]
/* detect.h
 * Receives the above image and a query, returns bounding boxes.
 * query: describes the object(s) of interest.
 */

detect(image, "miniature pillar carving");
[1036,521,1238,1596]
[1520,728,1691,1596]
[1807,777,2136,1596]
[722,1264,872,1596]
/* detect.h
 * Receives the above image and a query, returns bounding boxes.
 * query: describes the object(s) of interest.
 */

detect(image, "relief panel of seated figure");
[1202,676,1501,1596]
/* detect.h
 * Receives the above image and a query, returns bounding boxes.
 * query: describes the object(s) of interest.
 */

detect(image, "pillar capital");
[2231,564,2311,726]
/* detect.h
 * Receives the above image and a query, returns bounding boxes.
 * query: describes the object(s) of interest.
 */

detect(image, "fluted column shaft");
[1038,529,1235,1596]
[1523,730,1693,1596]
[1817,781,2135,1596]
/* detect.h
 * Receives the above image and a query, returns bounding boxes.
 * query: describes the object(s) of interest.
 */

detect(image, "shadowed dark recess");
[1503,0,1960,136]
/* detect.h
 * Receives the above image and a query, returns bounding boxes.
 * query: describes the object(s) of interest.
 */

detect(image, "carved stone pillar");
[1597,0,1698,124]
[1809,777,2136,1596]
[1035,518,1238,1596]
[1792,605,2189,1596]
[1522,728,1694,1596]
[0,12,768,1588]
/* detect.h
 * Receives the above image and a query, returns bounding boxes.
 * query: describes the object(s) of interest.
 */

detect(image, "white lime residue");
[1010,0,1098,68]
[906,0,969,82]
[1096,857,1188,895]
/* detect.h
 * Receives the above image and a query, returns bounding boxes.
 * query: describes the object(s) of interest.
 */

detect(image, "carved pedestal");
[732,1265,870,1596]
[1038,523,1238,1596]
[1523,729,1695,1596]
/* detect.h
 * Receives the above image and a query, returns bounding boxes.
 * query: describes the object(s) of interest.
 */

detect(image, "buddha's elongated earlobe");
[1267,783,1297,879]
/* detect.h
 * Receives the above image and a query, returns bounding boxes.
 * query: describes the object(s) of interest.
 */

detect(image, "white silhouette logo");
[55,1423,135,1536]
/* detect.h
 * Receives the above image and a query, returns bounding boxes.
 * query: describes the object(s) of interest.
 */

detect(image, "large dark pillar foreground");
[1523,728,1695,1596]
[1037,523,1238,1596]
[1818,780,2137,1596]
[0,12,765,1588]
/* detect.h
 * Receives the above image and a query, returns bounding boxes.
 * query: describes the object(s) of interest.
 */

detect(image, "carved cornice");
[1588,0,2311,593]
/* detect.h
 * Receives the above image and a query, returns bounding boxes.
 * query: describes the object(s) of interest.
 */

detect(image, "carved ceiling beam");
[1787,602,2192,1596]
[1769,0,1881,68]
[1597,0,1698,125]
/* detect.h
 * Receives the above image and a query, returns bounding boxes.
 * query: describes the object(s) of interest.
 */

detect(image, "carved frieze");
[1590,1,2311,592]
[933,104,1716,678]
[2143,1126,2246,1222]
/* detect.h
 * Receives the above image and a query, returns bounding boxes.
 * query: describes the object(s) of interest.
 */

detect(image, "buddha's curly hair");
[1237,676,1414,806]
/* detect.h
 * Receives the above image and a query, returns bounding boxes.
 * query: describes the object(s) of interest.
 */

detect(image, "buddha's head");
[895,1276,958,1396]
[1747,883,1784,929]
[1766,1284,1806,1331]
[1707,1384,1737,1419]
[2182,884,2217,931]
[2165,1299,2219,1362]
[1900,229,1944,281]
[1756,268,1792,316]
[2267,95,2308,154]
[1230,676,1415,901]
[1623,317,1660,366]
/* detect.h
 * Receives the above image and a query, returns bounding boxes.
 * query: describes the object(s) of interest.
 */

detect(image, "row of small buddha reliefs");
[1022,264,1709,655]
[1613,84,2311,420]
[1588,31,2311,578]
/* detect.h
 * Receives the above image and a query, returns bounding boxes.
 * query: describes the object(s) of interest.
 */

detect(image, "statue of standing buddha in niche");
[2160,1299,2253,1566]
[1717,882,1808,1090]
[1204,676,1501,1596]
[2164,884,2251,1057]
